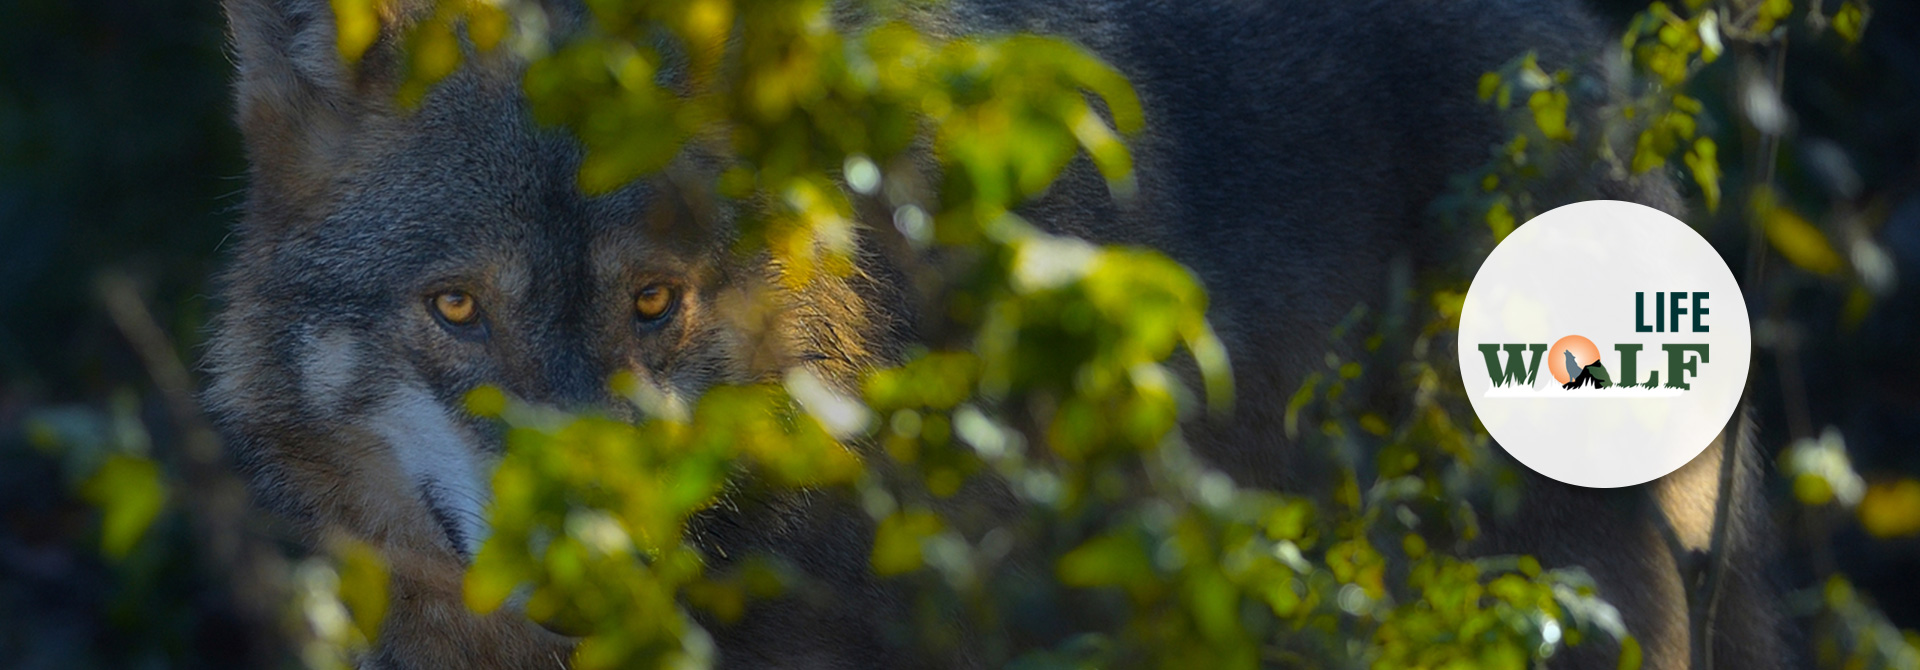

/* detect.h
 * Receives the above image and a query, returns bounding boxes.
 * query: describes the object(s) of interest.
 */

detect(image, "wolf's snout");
[499,341,638,422]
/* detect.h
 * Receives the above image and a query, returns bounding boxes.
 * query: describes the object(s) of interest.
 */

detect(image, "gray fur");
[206,1,1787,668]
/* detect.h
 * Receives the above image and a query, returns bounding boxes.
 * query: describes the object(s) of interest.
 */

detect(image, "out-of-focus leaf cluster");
[506,0,1142,285]
[26,392,167,562]
[1458,2,1920,668]
[22,393,392,670]
[461,383,858,669]
[1778,425,1920,667]
[1452,0,1867,244]
[346,0,1660,668]
[1809,576,1920,670]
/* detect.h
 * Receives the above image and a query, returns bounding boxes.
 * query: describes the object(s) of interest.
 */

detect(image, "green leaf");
[399,18,463,108]
[467,3,511,52]
[1527,89,1571,141]
[1858,479,1920,538]
[331,0,381,64]
[1184,568,1239,643]
[1487,199,1516,242]
[1753,0,1794,34]
[1631,128,1666,174]
[1617,635,1643,670]
[79,454,168,559]
[336,540,391,643]
[1057,530,1152,588]
[464,541,521,615]
[1684,137,1722,213]
[1833,1,1869,43]
[1261,499,1313,541]
[465,384,509,417]
[872,509,944,576]
[1761,201,1845,275]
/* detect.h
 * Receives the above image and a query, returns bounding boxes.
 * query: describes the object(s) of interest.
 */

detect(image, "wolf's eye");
[635,283,678,322]
[432,291,480,326]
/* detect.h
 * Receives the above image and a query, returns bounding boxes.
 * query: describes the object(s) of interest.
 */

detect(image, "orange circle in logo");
[1547,335,1601,385]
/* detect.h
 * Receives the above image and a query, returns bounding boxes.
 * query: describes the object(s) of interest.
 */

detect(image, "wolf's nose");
[535,345,608,402]
[543,385,635,423]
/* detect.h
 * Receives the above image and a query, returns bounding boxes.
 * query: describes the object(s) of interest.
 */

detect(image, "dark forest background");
[1,0,1916,666]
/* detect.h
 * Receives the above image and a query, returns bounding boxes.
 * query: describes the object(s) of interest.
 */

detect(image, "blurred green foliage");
[353,0,1660,667]
[7,0,1920,669]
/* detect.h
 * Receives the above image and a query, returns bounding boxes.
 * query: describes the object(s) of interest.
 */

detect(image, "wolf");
[205,0,1789,668]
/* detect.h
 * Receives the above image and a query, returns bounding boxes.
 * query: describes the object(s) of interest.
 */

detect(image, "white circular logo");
[1458,200,1751,488]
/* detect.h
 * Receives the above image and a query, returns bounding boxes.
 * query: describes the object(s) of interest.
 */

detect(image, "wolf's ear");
[223,0,414,217]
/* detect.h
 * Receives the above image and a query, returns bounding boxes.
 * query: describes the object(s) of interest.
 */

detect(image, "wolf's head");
[204,0,890,582]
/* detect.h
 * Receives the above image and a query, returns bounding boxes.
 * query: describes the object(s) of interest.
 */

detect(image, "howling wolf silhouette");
[1561,348,1613,390]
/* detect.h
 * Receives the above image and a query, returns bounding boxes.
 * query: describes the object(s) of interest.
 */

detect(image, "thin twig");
[96,271,294,666]
[1694,403,1746,670]
[1693,35,1789,670]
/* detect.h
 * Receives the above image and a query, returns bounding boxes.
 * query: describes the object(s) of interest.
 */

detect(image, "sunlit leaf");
[331,0,381,64]
[79,454,168,559]
[1487,199,1516,241]
[400,19,463,108]
[1783,427,1865,506]
[1833,1,1870,43]
[1057,530,1152,588]
[335,539,390,643]
[463,542,521,614]
[1760,198,1845,275]
[1684,136,1721,213]
[467,3,511,52]
[1753,0,1794,34]
[466,384,509,417]
[1617,635,1643,670]
[872,508,944,576]
[1858,479,1920,538]
[1261,499,1312,541]
[1528,89,1571,141]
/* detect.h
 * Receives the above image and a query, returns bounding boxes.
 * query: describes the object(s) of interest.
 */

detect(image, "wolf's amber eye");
[635,284,677,322]
[433,291,479,325]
